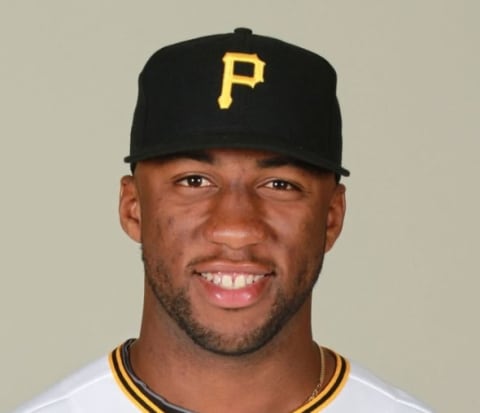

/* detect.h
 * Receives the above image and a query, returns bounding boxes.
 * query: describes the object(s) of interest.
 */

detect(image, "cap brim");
[124,133,350,176]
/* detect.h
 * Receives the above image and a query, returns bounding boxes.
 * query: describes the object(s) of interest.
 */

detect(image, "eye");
[176,175,213,188]
[263,179,298,191]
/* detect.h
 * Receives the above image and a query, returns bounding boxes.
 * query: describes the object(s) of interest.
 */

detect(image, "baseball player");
[12,28,434,413]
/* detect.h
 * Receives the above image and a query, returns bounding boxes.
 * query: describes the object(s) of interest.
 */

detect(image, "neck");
[130,299,333,413]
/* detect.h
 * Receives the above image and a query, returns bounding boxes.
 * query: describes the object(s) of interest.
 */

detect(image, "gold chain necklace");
[303,344,326,404]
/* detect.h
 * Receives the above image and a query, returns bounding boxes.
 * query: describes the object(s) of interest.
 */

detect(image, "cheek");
[141,209,187,266]
[141,193,177,241]
[296,219,327,263]
[139,190,208,261]
[272,205,327,249]
[272,207,328,280]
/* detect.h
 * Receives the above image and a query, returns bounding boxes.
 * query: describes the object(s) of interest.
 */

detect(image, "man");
[13,28,433,412]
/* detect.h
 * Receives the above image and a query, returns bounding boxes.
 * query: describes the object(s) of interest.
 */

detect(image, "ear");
[119,175,141,243]
[324,183,346,253]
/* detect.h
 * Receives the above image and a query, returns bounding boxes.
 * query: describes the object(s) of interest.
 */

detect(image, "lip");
[196,275,271,309]
[193,260,274,276]
[192,261,274,309]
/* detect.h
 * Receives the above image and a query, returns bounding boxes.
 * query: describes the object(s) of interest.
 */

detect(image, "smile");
[199,272,265,290]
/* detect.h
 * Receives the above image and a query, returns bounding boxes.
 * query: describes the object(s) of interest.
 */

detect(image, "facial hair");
[143,248,324,356]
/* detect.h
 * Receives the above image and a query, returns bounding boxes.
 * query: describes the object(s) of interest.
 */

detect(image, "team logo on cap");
[218,52,265,109]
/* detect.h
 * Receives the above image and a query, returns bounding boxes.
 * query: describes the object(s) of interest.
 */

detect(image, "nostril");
[204,219,267,249]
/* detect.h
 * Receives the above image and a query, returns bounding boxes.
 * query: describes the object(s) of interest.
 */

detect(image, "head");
[119,29,349,356]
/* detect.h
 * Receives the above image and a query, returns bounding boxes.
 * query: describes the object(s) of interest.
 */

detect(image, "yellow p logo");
[217,52,266,109]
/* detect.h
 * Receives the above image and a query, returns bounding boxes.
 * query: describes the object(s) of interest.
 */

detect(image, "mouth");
[198,272,267,290]
[191,262,274,309]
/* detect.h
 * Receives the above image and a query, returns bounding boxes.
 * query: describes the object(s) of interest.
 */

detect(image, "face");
[119,149,346,356]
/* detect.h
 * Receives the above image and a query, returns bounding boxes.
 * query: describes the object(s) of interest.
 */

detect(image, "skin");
[119,148,346,413]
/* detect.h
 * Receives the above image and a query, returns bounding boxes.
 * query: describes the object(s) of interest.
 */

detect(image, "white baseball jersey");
[12,340,434,413]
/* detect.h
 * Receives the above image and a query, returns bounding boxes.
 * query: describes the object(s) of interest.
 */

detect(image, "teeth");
[203,273,214,282]
[234,275,246,289]
[200,272,265,290]
[221,276,233,288]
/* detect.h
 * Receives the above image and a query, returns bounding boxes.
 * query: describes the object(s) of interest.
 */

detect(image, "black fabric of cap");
[125,28,350,177]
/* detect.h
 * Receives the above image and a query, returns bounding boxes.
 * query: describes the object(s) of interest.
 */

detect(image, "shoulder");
[10,355,126,413]
[332,359,434,412]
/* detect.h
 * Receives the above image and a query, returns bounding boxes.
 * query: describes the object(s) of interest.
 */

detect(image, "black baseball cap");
[125,28,350,177]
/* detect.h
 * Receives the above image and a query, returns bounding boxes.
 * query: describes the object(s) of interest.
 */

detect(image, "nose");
[203,187,268,250]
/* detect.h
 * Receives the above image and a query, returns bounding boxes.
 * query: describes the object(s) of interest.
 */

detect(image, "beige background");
[1,1,478,412]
